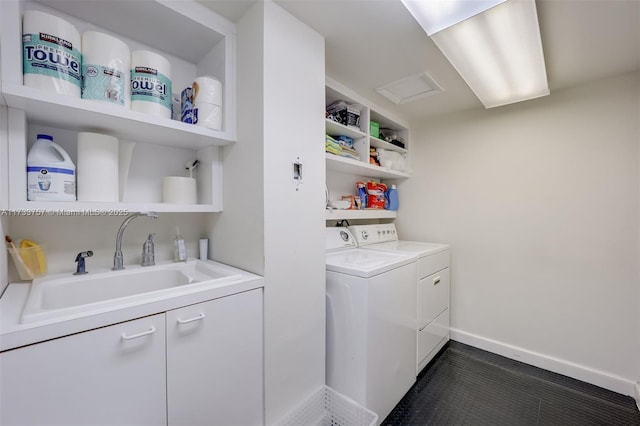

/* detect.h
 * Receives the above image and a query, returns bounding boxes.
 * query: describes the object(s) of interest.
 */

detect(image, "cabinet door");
[166,289,264,426]
[0,314,166,426]
[418,267,450,330]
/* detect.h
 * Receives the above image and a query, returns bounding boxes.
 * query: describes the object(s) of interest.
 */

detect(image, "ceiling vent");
[375,72,444,104]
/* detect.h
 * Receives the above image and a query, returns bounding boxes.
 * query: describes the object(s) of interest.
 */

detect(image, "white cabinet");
[324,78,410,221]
[166,289,263,426]
[416,251,450,373]
[0,0,235,212]
[0,314,167,426]
[0,289,264,426]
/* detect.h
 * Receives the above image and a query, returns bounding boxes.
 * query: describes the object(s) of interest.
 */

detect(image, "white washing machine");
[348,224,451,374]
[325,227,417,423]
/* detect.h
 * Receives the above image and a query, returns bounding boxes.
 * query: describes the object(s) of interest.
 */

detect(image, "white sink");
[21,260,242,324]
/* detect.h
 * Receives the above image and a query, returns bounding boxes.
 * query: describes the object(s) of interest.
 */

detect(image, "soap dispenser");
[142,233,155,266]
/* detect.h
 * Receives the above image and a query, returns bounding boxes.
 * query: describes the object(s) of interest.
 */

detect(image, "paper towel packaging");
[81,31,130,107]
[77,132,119,202]
[130,50,172,118]
[23,10,82,97]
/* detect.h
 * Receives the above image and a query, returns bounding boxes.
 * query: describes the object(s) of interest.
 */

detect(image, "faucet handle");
[74,250,94,275]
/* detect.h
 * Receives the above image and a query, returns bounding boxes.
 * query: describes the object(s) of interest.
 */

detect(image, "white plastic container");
[27,134,76,201]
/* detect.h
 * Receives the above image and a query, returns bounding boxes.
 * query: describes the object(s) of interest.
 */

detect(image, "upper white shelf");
[325,119,366,140]
[2,84,233,149]
[0,0,237,149]
[369,136,407,154]
[326,153,410,179]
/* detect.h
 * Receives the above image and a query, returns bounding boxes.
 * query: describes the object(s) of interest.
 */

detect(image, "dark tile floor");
[382,341,640,426]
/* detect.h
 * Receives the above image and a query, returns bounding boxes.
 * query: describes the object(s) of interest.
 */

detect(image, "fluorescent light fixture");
[402,0,507,36]
[401,0,549,108]
[376,72,444,104]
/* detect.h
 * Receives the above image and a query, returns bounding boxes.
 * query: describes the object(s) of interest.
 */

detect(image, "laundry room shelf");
[325,208,397,220]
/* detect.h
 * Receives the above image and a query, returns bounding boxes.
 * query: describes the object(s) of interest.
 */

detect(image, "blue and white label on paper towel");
[27,166,76,198]
[82,64,126,105]
[130,66,172,111]
[23,33,81,88]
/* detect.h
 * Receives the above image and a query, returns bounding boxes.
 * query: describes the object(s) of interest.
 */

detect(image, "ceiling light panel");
[402,0,550,108]
[431,0,549,107]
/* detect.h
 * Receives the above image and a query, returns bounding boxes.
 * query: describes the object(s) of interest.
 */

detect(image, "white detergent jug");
[27,134,76,201]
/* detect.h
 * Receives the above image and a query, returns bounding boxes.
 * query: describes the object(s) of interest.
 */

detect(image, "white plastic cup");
[199,238,208,260]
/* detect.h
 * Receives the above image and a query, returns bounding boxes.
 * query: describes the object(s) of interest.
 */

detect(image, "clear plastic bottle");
[173,227,187,262]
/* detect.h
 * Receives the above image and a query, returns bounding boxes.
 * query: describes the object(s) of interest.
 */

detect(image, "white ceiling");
[198,0,640,123]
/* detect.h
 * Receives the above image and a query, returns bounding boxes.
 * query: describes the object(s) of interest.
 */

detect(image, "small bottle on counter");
[173,227,187,262]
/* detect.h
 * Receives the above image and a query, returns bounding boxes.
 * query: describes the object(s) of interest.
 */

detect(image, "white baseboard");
[450,328,636,397]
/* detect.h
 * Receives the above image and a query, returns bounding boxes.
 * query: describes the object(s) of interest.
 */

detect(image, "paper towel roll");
[163,177,197,204]
[131,50,172,119]
[118,140,136,201]
[192,76,222,106]
[193,102,222,130]
[81,31,130,107]
[77,132,119,202]
[23,10,81,97]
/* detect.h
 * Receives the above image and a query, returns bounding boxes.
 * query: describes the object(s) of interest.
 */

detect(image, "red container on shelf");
[366,181,387,209]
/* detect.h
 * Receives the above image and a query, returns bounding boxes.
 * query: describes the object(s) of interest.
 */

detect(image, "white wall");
[398,71,640,395]
[208,1,265,275]
[5,213,207,280]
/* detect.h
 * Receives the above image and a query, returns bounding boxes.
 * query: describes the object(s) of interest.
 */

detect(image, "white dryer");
[325,227,417,423]
[348,224,451,374]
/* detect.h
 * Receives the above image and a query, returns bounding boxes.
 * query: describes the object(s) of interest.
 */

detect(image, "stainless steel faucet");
[113,212,159,270]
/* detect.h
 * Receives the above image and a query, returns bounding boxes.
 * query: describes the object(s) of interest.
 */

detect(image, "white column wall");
[262,2,326,423]
[210,2,326,423]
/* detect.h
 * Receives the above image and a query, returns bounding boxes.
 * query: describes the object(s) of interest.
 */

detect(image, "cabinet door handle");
[121,326,156,340]
[177,313,206,324]
[433,276,441,285]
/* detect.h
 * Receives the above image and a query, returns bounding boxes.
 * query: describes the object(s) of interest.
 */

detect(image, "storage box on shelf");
[0,0,235,213]
[325,78,410,220]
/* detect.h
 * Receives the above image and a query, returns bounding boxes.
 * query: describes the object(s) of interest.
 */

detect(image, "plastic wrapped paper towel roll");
[193,102,222,130]
[131,50,172,118]
[77,132,119,202]
[192,76,222,105]
[23,10,82,97]
[81,31,130,107]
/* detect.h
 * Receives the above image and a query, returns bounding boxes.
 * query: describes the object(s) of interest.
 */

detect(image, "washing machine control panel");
[326,227,357,251]
[348,224,398,246]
